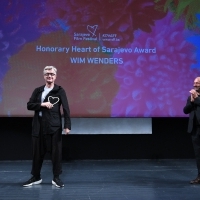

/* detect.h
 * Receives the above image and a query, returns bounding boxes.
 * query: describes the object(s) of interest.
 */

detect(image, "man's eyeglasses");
[44,73,56,77]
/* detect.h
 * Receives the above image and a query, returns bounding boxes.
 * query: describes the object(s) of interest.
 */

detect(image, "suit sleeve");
[27,88,42,111]
[183,96,194,114]
[60,88,71,130]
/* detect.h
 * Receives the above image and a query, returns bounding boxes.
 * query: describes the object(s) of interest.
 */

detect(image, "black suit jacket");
[27,84,71,136]
[183,95,200,133]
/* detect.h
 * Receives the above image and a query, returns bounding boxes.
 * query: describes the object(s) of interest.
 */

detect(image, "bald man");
[184,77,200,184]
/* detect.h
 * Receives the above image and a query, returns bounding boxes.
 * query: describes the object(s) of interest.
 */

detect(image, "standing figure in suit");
[23,66,71,188]
[183,77,200,184]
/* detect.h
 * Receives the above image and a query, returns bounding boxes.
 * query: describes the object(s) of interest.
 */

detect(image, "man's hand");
[63,128,70,135]
[41,102,53,109]
[190,89,199,102]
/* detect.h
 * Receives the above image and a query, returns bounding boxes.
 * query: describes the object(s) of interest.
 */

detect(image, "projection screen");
[0,0,200,119]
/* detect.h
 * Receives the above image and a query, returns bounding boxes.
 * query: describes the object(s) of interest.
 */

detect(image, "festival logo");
[87,25,98,36]
[73,25,120,42]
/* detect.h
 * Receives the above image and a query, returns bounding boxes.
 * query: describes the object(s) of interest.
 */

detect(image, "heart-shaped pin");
[87,25,98,36]
[48,96,60,105]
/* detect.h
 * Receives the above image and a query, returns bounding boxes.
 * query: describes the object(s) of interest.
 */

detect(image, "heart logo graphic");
[87,25,98,36]
[48,96,60,105]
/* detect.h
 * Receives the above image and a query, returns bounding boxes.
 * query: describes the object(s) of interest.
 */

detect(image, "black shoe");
[190,177,200,184]
[52,177,64,188]
[23,176,42,187]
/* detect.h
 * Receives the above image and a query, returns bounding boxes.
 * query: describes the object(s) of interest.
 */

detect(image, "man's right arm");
[183,96,194,114]
[27,89,41,111]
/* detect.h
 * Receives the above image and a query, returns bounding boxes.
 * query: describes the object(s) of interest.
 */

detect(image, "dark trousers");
[31,119,62,177]
[191,126,200,176]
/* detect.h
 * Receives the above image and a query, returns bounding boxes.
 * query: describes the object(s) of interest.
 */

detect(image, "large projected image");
[0,0,200,117]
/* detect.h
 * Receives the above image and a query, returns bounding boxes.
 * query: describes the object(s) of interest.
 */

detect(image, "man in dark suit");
[183,77,200,184]
[23,66,71,188]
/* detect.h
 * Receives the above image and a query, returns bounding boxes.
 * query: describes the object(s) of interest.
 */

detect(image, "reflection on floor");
[0,160,200,200]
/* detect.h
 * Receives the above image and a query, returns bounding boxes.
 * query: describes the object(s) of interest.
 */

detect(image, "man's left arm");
[60,88,71,134]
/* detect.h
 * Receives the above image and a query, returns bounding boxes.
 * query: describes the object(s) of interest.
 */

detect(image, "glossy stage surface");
[0,160,200,200]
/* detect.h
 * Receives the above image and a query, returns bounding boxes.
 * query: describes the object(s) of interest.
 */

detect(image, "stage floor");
[0,159,200,200]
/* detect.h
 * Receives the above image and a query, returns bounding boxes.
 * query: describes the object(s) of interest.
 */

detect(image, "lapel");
[36,85,45,102]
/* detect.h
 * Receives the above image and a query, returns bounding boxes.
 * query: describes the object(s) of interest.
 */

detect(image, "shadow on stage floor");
[0,159,200,200]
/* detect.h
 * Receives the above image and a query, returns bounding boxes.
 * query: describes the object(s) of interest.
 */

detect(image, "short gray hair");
[43,66,57,74]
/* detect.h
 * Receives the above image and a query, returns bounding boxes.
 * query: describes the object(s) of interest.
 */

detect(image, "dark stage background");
[0,117,193,160]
